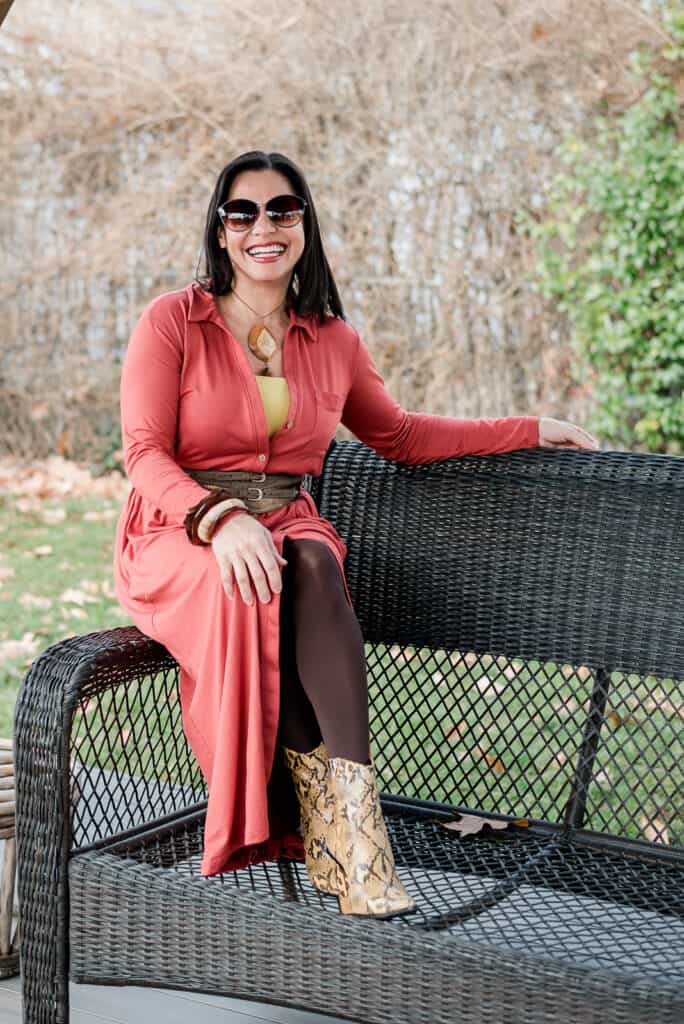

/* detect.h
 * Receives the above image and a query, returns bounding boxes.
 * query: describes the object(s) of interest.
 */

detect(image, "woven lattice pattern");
[365,645,682,847]
[14,441,684,1024]
[96,810,684,978]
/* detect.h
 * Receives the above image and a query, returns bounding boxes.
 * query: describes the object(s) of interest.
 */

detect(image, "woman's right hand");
[210,512,287,605]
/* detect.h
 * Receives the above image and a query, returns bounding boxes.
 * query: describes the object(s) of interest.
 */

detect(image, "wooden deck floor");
[0,973,354,1023]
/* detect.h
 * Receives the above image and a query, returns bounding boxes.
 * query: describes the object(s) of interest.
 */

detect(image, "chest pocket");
[314,389,345,453]
[320,390,343,411]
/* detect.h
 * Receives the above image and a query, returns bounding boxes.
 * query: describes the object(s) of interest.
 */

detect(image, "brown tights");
[276,537,371,763]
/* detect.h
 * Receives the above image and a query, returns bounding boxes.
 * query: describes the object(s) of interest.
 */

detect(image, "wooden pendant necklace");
[231,289,285,376]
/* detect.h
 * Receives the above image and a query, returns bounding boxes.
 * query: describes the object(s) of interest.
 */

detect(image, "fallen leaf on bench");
[437,813,529,837]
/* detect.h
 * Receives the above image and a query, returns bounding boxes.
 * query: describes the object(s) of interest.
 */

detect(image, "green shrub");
[518,8,684,454]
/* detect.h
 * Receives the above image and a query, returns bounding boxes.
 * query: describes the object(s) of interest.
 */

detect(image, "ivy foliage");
[518,8,684,453]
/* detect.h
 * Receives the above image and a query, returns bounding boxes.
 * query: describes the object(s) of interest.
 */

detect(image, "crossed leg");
[276,537,371,763]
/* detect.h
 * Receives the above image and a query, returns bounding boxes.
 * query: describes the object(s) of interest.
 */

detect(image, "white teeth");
[247,246,285,255]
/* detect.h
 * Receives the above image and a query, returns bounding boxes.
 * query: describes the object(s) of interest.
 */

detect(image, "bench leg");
[14,657,73,1024]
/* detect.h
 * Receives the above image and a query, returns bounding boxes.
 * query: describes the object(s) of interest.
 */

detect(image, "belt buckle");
[247,485,264,500]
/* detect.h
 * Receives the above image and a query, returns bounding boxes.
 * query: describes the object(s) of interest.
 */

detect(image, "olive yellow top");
[255,375,290,437]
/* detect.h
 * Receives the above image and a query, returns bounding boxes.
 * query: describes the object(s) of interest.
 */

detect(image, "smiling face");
[217,168,306,294]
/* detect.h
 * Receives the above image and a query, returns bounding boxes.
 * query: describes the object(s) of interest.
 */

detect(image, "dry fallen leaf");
[439,813,529,837]
[41,506,67,524]
[594,768,613,787]
[61,588,98,606]
[0,454,129,501]
[606,708,639,728]
[19,594,53,610]
[645,690,684,718]
[552,697,582,717]
[475,675,505,695]
[475,745,506,773]
[446,721,469,743]
[16,497,47,513]
[82,509,118,522]
[32,544,53,557]
[79,579,100,595]
[0,633,40,663]
[562,664,593,681]
[640,815,669,844]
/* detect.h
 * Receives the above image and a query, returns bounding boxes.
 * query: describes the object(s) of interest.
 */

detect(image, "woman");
[113,149,600,920]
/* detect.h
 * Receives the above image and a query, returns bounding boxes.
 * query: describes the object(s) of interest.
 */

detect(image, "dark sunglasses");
[217,194,307,232]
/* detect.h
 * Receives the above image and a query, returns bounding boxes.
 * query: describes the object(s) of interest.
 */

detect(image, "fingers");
[548,420,600,450]
[213,520,288,605]
[218,552,256,604]
[221,564,234,599]
[220,555,245,602]
[269,536,288,566]
[574,425,600,449]
[221,546,287,605]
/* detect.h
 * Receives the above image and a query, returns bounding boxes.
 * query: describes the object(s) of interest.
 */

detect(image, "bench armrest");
[14,625,205,856]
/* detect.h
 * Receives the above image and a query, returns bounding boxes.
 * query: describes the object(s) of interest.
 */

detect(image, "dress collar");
[187,281,318,342]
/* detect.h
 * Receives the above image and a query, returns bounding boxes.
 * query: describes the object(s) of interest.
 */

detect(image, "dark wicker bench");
[14,439,684,1024]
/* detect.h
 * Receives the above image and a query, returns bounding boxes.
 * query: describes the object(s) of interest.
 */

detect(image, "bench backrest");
[310,440,684,854]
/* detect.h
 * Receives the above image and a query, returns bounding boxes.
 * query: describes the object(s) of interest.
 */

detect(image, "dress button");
[257,453,266,462]
[286,420,294,429]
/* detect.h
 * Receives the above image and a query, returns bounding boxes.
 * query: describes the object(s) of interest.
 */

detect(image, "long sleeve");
[341,329,539,463]
[120,302,209,519]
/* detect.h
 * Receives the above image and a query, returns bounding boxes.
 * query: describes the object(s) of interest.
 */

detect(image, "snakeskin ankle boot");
[327,756,416,918]
[281,742,346,896]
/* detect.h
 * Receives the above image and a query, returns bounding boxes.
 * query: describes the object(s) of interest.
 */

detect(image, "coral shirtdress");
[113,280,540,877]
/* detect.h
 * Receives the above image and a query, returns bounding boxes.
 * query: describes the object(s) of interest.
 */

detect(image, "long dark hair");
[194,151,345,322]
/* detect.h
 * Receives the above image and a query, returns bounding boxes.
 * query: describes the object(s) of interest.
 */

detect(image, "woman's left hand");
[539,416,601,451]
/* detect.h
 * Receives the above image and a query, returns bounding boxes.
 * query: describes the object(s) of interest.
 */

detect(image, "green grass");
[0,492,132,736]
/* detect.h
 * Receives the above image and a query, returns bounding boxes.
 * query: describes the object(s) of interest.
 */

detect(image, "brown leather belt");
[182,467,304,514]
